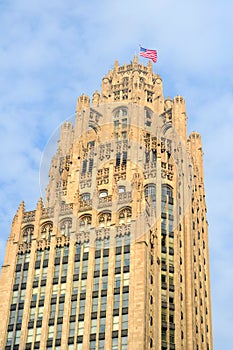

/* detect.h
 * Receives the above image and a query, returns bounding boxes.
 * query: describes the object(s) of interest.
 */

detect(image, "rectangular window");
[113,316,119,331]
[99,339,105,349]
[122,151,127,165]
[29,308,35,322]
[57,323,63,339]
[91,318,97,334]
[80,279,86,293]
[122,292,129,308]
[69,321,76,337]
[112,338,118,350]
[93,277,99,291]
[115,274,121,288]
[17,309,23,323]
[58,303,64,318]
[71,300,77,316]
[122,118,127,128]
[102,276,108,290]
[72,280,79,294]
[79,299,86,315]
[121,336,128,349]
[6,331,13,346]
[99,317,106,333]
[12,290,19,304]
[90,340,96,349]
[82,160,87,174]
[27,328,34,342]
[52,284,58,297]
[92,297,98,313]
[124,253,130,267]
[101,296,107,312]
[48,325,54,340]
[94,258,101,271]
[123,272,130,286]
[14,330,21,344]
[103,256,109,270]
[82,260,88,272]
[114,294,120,309]
[42,267,48,279]
[122,314,128,330]
[77,321,84,335]
[60,283,67,295]
[35,327,41,341]
[115,255,121,268]
[37,306,44,320]
[89,158,94,172]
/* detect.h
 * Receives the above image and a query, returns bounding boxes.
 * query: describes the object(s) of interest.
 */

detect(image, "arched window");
[79,215,92,231]
[81,193,91,201]
[41,222,53,240]
[118,186,126,194]
[162,184,173,199]
[22,226,34,243]
[145,184,156,210]
[99,189,108,198]
[60,218,72,237]
[98,212,111,227]
[118,207,132,225]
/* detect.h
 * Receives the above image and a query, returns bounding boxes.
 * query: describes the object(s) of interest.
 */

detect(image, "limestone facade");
[0,56,213,350]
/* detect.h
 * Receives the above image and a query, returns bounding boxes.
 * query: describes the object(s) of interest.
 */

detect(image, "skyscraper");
[0,56,213,350]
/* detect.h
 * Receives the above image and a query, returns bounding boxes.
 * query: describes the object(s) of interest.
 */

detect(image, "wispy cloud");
[0,1,232,349]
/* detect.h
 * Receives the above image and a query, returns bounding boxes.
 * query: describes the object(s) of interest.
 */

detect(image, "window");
[115,274,121,288]
[92,298,98,313]
[48,325,54,340]
[81,192,91,204]
[79,215,92,231]
[99,317,106,333]
[122,292,129,308]
[123,272,130,286]
[69,322,76,337]
[91,319,97,334]
[113,316,119,331]
[101,296,107,311]
[90,340,96,349]
[60,218,72,236]
[38,306,44,320]
[99,212,111,227]
[102,276,108,290]
[112,338,118,349]
[27,328,34,342]
[14,329,21,344]
[119,208,132,225]
[99,190,108,198]
[22,226,34,243]
[114,294,120,309]
[121,336,128,350]
[145,184,156,210]
[71,300,77,316]
[41,222,53,240]
[35,327,41,342]
[122,314,128,329]
[79,299,86,314]
[78,321,84,336]
[118,186,126,193]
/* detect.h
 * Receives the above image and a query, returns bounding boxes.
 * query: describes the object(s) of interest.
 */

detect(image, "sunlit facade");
[0,56,213,350]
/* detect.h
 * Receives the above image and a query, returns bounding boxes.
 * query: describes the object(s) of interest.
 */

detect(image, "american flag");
[139,47,157,63]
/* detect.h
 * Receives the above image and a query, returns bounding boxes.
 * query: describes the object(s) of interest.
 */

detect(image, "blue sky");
[0,0,233,348]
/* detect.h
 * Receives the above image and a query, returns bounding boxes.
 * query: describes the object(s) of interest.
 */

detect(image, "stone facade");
[0,56,213,350]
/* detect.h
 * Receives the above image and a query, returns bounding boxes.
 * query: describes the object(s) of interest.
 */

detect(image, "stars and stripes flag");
[139,46,157,63]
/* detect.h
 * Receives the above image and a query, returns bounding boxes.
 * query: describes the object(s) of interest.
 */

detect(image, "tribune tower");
[0,56,213,350]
